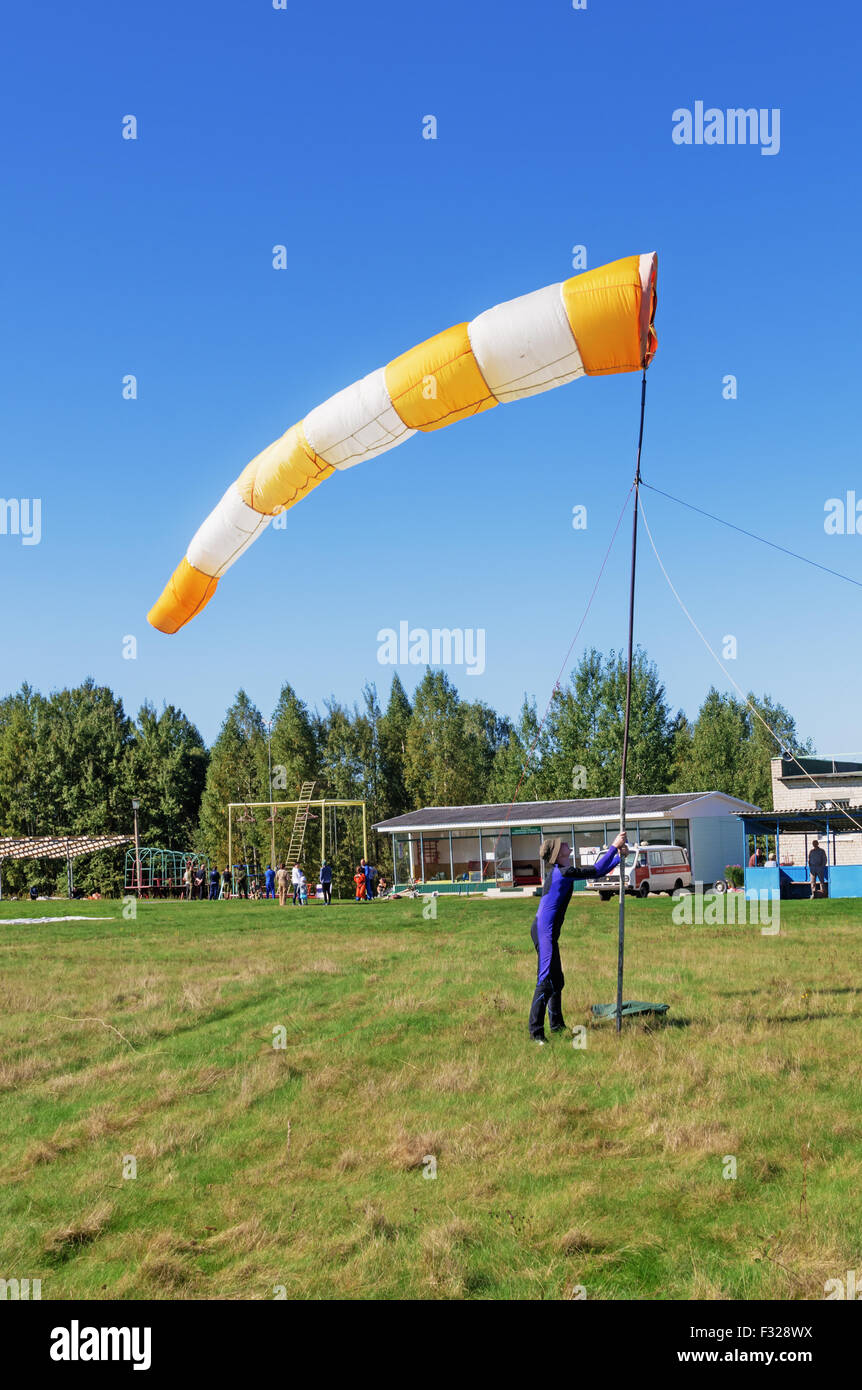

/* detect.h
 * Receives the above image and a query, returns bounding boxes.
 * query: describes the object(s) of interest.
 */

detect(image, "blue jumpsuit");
[528,847,621,1038]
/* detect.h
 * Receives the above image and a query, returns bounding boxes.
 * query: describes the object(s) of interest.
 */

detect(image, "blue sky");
[2,0,860,755]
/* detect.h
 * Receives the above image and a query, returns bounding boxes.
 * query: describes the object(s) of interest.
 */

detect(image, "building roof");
[0,833,132,862]
[738,808,862,835]
[373,792,757,834]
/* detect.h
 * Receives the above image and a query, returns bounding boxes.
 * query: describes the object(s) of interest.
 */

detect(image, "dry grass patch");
[43,1201,113,1260]
[559,1228,608,1256]
[420,1218,477,1296]
[431,1059,480,1093]
[387,1129,445,1171]
[306,959,344,976]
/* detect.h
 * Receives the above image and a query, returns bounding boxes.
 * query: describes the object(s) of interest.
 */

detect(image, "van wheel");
[598,890,612,901]
[637,882,650,898]
[713,879,728,894]
[668,878,683,895]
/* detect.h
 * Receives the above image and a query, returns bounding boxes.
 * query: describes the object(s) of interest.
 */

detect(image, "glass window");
[451,833,480,883]
[420,837,449,881]
[637,821,673,846]
[572,826,607,867]
[671,821,690,852]
[648,850,663,867]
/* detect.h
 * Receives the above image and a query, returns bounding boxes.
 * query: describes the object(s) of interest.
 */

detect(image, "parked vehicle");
[592,843,692,900]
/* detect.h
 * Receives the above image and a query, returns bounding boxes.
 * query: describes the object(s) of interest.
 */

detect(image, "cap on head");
[539,837,563,867]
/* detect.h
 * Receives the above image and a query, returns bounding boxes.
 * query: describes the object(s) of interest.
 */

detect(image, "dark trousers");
[209,884,218,900]
[322,883,332,904]
[529,920,566,1037]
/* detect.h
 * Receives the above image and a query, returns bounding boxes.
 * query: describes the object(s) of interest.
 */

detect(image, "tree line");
[0,652,812,895]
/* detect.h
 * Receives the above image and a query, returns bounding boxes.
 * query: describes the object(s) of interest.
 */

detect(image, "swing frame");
[226,799,367,878]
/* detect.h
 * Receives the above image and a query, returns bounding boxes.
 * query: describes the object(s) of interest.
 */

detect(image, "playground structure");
[123,846,208,897]
[0,832,131,898]
[227,797,367,895]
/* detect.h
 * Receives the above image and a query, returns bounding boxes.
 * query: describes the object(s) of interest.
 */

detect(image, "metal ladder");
[285,781,316,867]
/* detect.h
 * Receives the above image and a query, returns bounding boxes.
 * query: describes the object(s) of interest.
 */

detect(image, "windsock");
[148,253,657,633]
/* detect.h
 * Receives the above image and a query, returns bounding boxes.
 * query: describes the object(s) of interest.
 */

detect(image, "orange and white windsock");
[148,253,657,633]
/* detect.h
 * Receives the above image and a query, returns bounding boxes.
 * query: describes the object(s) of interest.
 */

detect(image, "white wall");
[688,816,746,886]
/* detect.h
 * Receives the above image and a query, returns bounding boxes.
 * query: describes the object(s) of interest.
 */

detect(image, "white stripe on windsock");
[303,366,416,471]
[467,282,585,404]
[187,485,272,579]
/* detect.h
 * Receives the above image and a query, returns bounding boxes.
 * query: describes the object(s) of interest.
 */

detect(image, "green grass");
[0,892,859,1300]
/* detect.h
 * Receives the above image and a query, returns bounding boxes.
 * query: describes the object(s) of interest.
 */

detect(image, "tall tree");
[671,688,751,800]
[198,691,269,868]
[269,683,319,798]
[378,674,412,820]
[544,648,676,797]
[486,697,553,804]
[403,670,500,807]
[125,702,208,847]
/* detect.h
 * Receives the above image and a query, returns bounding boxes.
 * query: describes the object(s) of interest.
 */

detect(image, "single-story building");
[374,791,759,893]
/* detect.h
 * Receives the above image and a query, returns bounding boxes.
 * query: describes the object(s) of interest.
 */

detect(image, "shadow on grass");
[718,986,858,999]
[763,1011,841,1024]
[590,1015,693,1032]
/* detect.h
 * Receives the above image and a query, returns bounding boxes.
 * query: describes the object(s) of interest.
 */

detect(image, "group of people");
[266,862,333,906]
[143,855,396,904]
[352,858,387,901]
[748,838,829,896]
[179,863,251,900]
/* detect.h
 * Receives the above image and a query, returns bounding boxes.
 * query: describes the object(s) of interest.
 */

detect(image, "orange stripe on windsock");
[236,421,334,516]
[147,557,218,634]
[385,322,497,431]
[562,255,649,376]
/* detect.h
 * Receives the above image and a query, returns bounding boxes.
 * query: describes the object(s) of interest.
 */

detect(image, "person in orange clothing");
[353,866,367,902]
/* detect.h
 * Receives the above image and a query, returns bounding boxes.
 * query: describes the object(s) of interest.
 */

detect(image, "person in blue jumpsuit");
[529,833,627,1043]
[264,864,276,900]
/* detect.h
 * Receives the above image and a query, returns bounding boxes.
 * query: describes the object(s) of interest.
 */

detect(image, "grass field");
[0,892,859,1300]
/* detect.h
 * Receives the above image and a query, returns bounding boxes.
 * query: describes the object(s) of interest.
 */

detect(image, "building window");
[451,832,481,883]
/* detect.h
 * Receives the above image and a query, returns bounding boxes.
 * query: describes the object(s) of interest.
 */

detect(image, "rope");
[498,478,636,822]
[641,481,862,591]
[638,492,862,839]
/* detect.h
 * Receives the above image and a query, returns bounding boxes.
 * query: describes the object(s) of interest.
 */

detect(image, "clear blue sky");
[2,0,860,755]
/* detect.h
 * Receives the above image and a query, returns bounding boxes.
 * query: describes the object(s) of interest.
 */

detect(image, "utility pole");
[131,798,141,897]
[266,721,275,866]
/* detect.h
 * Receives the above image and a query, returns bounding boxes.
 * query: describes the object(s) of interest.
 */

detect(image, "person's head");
[539,838,572,870]
[812,840,820,848]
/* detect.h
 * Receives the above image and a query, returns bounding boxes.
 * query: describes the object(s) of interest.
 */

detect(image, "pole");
[266,723,275,867]
[132,800,142,898]
[228,805,233,883]
[616,371,648,1035]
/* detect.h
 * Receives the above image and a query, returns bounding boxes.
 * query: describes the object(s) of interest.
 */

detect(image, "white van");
[592,844,692,900]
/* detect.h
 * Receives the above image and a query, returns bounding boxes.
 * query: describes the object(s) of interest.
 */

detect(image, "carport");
[738,809,862,899]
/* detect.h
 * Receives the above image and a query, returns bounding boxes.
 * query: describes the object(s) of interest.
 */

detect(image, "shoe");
[531,1035,548,1046]
[549,1024,569,1035]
